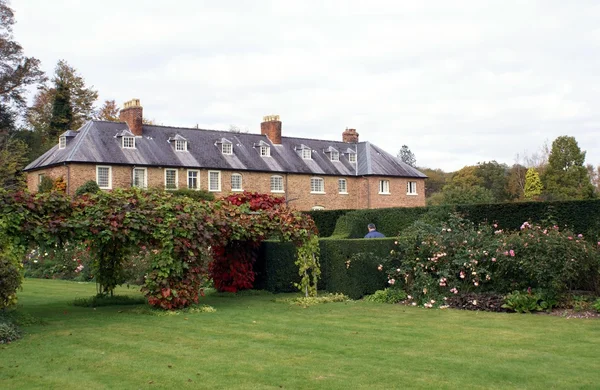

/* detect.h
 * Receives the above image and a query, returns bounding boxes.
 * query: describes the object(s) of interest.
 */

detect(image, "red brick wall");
[26,164,426,210]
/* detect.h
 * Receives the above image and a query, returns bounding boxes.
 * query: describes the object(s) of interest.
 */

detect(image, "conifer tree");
[524,168,543,200]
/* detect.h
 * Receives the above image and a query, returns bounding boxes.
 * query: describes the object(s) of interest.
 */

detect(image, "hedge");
[255,238,395,299]
[331,200,600,240]
[303,209,354,237]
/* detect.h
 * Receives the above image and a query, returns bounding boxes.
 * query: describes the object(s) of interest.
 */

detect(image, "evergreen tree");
[524,168,543,200]
[398,145,416,167]
[541,136,594,200]
[48,79,72,139]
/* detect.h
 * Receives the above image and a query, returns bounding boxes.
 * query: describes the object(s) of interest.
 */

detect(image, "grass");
[0,279,599,389]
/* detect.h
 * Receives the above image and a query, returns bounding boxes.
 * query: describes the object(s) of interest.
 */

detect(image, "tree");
[475,161,510,202]
[96,100,119,121]
[419,167,450,198]
[0,0,45,108]
[398,145,416,167]
[428,184,494,206]
[27,60,98,141]
[450,166,482,187]
[506,163,527,200]
[541,136,594,200]
[524,168,543,200]
[0,104,28,190]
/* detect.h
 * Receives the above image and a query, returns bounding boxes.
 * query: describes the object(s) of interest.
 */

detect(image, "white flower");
[388,279,396,285]
[411,302,417,306]
[472,300,477,305]
[407,295,412,300]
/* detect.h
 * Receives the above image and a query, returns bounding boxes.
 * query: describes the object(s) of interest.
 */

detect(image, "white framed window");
[348,153,356,163]
[379,180,390,194]
[175,139,187,152]
[165,168,178,190]
[231,173,242,191]
[330,151,339,162]
[187,170,199,190]
[311,206,325,211]
[59,136,66,149]
[310,177,325,193]
[407,181,418,195]
[222,143,233,155]
[260,145,270,157]
[270,175,284,193]
[302,148,312,160]
[338,178,347,194]
[208,170,221,192]
[122,136,135,149]
[133,168,147,189]
[96,166,112,189]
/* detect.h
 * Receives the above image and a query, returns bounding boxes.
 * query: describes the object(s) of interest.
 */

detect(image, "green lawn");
[1,279,599,389]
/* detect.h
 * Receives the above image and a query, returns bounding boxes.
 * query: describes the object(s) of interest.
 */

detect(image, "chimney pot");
[261,114,282,144]
[119,99,143,136]
[342,128,359,143]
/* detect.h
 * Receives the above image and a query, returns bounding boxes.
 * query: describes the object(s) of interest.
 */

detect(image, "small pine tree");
[398,145,416,167]
[524,168,543,200]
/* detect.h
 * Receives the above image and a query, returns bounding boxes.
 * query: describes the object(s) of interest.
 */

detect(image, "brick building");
[24,99,427,210]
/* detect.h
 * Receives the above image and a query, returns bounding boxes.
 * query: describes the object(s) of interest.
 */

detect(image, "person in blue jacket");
[364,223,385,238]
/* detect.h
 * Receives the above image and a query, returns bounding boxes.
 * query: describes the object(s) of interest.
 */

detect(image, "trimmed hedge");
[255,238,395,299]
[303,209,354,237]
[331,200,600,240]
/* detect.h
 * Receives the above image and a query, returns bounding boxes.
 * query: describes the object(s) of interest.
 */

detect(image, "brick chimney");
[261,115,282,144]
[119,99,143,136]
[342,128,359,143]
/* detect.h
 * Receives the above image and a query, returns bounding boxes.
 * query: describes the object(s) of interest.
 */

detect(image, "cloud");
[12,0,600,171]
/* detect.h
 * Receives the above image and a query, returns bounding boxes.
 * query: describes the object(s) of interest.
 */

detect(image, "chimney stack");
[342,128,359,143]
[261,115,282,144]
[119,99,143,136]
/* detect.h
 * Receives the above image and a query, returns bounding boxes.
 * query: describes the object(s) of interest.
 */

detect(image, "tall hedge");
[256,238,395,299]
[303,209,354,237]
[331,200,600,240]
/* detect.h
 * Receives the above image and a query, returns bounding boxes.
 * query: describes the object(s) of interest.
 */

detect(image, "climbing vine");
[295,235,321,297]
[0,189,320,310]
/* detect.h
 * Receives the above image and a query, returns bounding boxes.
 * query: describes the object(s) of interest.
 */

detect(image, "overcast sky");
[12,0,600,171]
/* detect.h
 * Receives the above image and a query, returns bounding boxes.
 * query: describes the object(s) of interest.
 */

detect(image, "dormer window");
[255,140,271,157]
[348,153,356,163]
[222,143,232,155]
[175,139,187,151]
[302,148,312,160]
[59,136,66,149]
[324,146,339,162]
[122,136,135,149]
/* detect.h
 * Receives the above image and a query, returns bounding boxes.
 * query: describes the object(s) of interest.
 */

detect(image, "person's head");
[367,223,376,232]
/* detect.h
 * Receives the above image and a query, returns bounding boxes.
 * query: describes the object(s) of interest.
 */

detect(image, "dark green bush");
[256,238,396,299]
[303,209,354,237]
[330,200,600,242]
[74,180,100,196]
[169,188,214,201]
[0,254,22,309]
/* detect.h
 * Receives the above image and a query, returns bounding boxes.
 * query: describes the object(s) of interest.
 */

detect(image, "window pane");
[222,143,232,154]
[59,137,66,149]
[311,178,324,192]
[176,140,187,151]
[379,180,389,193]
[331,151,339,161]
[209,171,220,191]
[133,168,146,188]
[188,171,198,189]
[165,169,177,189]
[270,176,283,192]
[349,153,356,163]
[123,137,135,148]
[260,146,270,156]
[302,148,311,159]
[231,174,242,190]
[97,167,110,188]
[338,179,347,193]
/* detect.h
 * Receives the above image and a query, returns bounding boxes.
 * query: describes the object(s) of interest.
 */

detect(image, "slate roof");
[25,120,427,178]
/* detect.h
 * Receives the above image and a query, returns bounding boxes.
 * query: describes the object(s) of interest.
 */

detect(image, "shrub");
[23,243,94,281]
[275,293,350,307]
[364,288,407,304]
[304,209,353,237]
[593,298,600,312]
[74,180,100,196]
[501,290,557,313]
[37,175,54,193]
[169,188,214,201]
[0,253,22,309]
[0,322,21,344]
